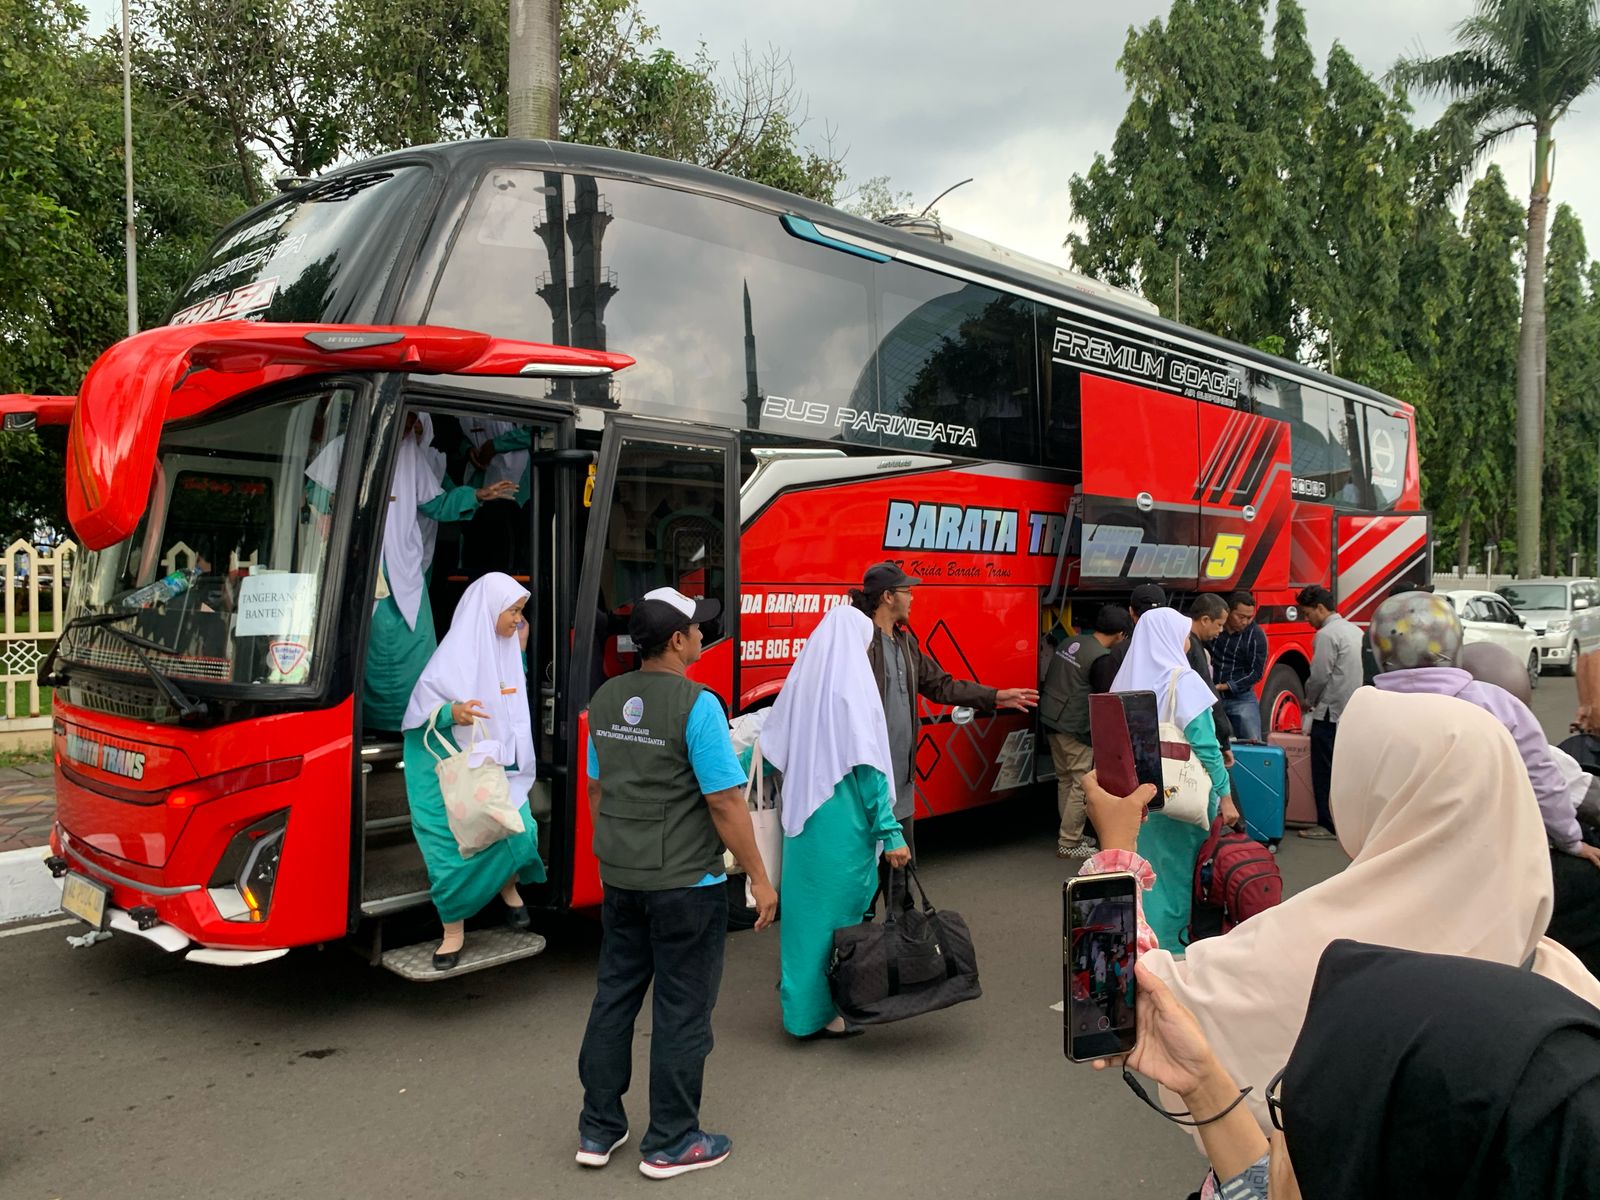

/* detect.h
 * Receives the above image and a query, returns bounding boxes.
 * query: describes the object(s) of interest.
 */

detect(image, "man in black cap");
[577,586,777,1180]
[852,562,1039,892]
[1088,582,1168,694]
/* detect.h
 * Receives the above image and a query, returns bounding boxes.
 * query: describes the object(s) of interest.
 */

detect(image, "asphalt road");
[1,675,1581,1200]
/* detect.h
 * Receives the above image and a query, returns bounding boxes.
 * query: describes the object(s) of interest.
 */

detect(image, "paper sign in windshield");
[236,573,317,637]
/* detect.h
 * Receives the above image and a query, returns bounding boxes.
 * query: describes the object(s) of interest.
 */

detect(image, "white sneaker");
[576,1131,629,1168]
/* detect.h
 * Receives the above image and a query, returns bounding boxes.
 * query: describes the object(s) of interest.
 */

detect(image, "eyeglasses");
[1266,1066,1286,1131]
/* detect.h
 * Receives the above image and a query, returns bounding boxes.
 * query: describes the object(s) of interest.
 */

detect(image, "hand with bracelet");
[1095,963,1269,1186]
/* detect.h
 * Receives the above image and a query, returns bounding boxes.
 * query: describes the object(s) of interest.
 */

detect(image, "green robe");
[402,707,547,924]
[779,764,907,1036]
[361,484,481,731]
[1135,708,1231,951]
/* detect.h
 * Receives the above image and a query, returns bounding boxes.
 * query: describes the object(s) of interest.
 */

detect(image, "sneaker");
[638,1131,732,1179]
[1297,827,1337,841]
[1057,843,1097,860]
[575,1130,628,1168]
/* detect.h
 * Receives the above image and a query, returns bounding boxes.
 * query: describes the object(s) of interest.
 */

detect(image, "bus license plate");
[61,873,110,931]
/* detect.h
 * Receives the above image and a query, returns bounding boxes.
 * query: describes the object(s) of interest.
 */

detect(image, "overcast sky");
[87,0,1600,270]
[632,0,1600,269]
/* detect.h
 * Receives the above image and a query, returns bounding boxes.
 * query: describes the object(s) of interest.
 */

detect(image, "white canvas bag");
[1159,668,1216,828]
[423,705,525,857]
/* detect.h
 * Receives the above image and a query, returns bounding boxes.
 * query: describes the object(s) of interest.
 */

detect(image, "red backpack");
[1187,819,1283,944]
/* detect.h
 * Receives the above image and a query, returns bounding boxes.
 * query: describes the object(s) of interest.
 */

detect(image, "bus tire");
[1260,664,1306,736]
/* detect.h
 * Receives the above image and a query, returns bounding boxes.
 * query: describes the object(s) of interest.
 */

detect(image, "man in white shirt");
[1296,585,1364,840]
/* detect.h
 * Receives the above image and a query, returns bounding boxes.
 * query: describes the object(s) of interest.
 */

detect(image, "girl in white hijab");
[762,605,911,1037]
[400,573,545,970]
[1081,687,1600,1187]
[1109,606,1231,948]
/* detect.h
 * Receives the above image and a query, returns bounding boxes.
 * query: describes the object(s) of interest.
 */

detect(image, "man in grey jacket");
[1296,585,1364,840]
[853,562,1037,897]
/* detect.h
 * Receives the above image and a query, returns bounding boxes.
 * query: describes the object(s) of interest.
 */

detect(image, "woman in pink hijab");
[1078,687,1600,1184]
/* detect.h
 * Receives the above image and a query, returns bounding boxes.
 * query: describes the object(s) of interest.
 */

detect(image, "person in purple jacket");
[1368,590,1600,871]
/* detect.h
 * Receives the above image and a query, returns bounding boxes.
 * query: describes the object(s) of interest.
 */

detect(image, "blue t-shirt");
[588,690,743,886]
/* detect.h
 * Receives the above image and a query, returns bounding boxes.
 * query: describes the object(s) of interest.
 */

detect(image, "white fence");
[2,539,75,724]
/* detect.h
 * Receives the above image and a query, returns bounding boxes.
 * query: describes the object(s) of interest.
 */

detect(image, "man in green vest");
[577,587,776,1181]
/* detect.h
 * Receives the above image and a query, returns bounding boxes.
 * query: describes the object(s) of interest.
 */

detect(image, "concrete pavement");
[0,676,1582,1199]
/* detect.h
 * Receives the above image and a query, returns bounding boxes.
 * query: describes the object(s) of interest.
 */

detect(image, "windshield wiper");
[40,610,209,720]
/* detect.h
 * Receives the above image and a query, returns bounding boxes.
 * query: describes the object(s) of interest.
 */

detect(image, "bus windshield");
[61,387,356,688]
[166,166,428,326]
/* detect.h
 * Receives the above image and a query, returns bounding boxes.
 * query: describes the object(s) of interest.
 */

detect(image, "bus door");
[355,399,579,935]
[565,419,739,909]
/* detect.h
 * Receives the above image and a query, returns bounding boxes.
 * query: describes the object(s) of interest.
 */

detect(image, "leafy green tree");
[0,0,254,539]
[143,0,850,202]
[1431,167,1524,568]
[1544,205,1600,572]
[1305,45,1417,387]
[1068,0,1289,345]
[1393,0,1600,575]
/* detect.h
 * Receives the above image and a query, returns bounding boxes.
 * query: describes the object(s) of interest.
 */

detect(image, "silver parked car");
[1496,578,1600,675]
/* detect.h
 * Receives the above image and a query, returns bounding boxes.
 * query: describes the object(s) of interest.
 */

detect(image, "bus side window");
[873,265,1040,465]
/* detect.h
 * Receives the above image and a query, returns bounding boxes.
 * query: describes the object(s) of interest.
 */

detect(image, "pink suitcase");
[1268,732,1318,826]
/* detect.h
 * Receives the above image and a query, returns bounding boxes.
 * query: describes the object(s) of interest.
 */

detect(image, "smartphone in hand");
[1064,872,1139,1062]
[1090,691,1164,808]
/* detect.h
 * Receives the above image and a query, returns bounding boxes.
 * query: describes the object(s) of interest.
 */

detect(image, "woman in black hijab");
[1108,939,1600,1198]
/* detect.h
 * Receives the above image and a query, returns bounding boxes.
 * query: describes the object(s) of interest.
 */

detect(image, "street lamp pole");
[121,0,138,336]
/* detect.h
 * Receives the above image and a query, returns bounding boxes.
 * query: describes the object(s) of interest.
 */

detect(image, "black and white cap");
[628,586,722,647]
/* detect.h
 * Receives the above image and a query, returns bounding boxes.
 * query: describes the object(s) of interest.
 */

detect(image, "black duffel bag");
[827,865,981,1026]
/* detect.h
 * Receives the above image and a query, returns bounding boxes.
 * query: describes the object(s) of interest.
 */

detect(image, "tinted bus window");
[1255,378,1353,503]
[169,168,429,325]
[1365,406,1409,510]
[426,170,874,432]
[873,266,1039,463]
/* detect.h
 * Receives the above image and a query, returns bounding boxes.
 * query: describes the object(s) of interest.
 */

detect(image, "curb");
[0,845,62,924]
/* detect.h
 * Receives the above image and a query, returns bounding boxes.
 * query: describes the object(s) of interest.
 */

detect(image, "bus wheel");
[1261,664,1306,735]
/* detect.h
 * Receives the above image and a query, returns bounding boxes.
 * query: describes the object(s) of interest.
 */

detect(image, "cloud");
[642,0,1600,268]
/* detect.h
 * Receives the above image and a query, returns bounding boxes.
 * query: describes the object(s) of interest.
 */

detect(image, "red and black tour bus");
[8,140,1427,977]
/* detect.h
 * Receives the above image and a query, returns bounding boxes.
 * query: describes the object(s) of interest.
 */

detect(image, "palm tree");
[508,0,560,138]
[1393,0,1600,576]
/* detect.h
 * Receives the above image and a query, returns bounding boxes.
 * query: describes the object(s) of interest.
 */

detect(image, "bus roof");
[241,139,1410,417]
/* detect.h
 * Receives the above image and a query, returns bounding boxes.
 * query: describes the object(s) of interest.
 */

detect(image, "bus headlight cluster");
[208,810,288,923]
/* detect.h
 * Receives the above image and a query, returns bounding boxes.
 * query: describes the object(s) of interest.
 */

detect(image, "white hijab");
[1109,606,1216,729]
[413,414,448,573]
[1146,687,1600,1139]
[402,573,537,805]
[304,434,344,491]
[381,420,446,630]
[302,421,442,629]
[761,605,897,839]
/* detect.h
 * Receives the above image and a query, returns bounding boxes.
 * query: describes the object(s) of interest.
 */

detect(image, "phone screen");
[1120,692,1164,800]
[1063,873,1139,1062]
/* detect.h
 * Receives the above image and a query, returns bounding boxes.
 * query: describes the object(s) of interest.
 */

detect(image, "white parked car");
[1496,578,1600,675]
[1439,589,1542,689]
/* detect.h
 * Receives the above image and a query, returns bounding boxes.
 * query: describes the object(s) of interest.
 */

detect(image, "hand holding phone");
[1064,872,1140,1062]
[1090,691,1165,807]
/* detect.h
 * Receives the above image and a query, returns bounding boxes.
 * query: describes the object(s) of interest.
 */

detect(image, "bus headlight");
[209,810,288,923]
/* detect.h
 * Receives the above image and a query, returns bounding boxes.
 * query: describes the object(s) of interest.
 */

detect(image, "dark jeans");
[1221,693,1263,743]
[875,815,917,912]
[1310,718,1337,832]
[578,882,728,1155]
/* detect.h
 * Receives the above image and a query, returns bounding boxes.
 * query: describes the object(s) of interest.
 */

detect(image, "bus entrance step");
[380,927,548,982]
